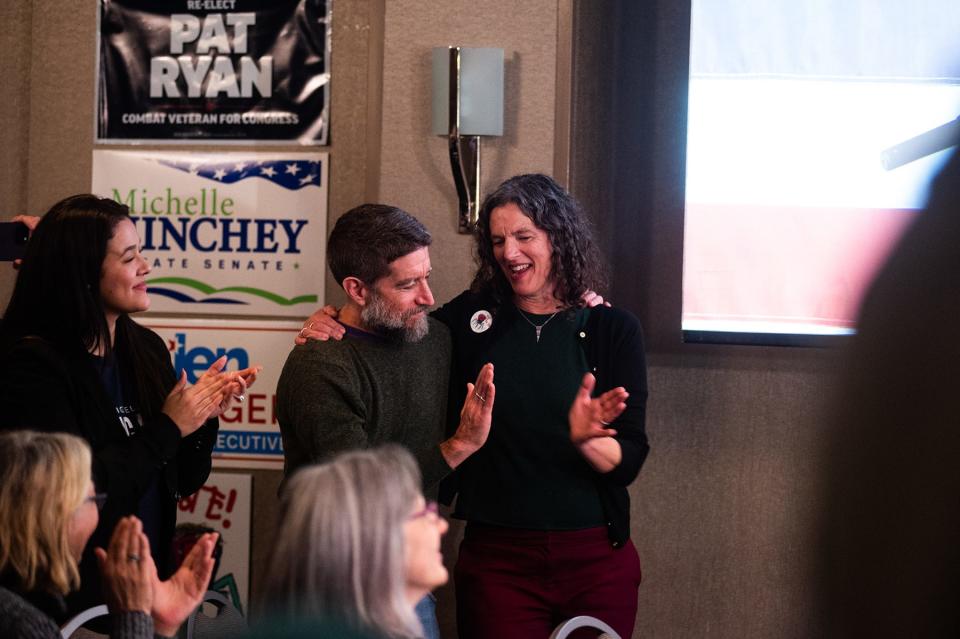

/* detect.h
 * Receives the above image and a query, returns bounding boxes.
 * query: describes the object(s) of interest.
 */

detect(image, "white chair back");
[60,604,110,638]
[549,615,622,639]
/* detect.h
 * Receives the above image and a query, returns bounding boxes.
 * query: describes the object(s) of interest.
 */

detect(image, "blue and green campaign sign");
[93,149,327,316]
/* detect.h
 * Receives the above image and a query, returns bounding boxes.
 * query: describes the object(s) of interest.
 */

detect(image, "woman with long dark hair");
[433,174,648,639]
[0,194,256,618]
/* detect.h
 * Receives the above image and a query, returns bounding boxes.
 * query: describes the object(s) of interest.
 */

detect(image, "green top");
[452,307,606,529]
[276,317,453,498]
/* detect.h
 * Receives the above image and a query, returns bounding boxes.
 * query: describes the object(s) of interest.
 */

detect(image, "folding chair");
[549,615,622,639]
[184,590,247,639]
[60,604,109,638]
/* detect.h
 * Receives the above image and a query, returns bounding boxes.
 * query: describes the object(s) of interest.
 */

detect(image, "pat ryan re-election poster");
[97,0,330,144]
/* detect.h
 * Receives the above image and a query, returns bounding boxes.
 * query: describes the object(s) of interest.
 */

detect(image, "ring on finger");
[600,420,612,426]
[474,392,486,403]
[126,553,141,563]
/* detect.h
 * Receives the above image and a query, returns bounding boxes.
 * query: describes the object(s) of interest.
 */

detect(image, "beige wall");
[634,353,833,637]
[0,1,33,305]
[1,2,841,638]
[376,0,560,304]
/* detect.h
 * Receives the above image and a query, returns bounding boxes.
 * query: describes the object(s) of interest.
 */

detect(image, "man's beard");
[361,290,430,342]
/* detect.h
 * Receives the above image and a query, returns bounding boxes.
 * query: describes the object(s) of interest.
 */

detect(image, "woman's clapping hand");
[568,373,628,445]
[150,531,218,637]
[95,516,153,615]
[97,516,218,637]
[163,356,262,436]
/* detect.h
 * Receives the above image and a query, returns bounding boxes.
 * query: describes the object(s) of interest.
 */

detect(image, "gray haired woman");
[263,445,449,638]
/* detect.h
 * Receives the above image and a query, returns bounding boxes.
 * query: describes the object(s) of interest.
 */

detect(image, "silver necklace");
[517,309,560,343]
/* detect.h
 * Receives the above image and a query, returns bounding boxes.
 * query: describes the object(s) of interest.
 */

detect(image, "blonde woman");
[0,430,217,638]
[263,445,449,638]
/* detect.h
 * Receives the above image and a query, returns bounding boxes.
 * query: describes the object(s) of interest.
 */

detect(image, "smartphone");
[0,222,29,261]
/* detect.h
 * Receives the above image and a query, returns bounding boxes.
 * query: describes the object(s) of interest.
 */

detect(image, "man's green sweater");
[277,317,453,496]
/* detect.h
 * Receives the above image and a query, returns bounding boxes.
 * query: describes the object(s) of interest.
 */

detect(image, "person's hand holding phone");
[5,215,40,268]
[1,220,30,264]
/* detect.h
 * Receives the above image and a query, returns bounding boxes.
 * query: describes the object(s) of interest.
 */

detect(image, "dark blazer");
[0,322,217,607]
[434,289,649,545]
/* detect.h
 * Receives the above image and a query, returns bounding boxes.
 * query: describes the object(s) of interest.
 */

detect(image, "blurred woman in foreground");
[0,430,216,638]
[817,151,960,636]
[263,445,449,638]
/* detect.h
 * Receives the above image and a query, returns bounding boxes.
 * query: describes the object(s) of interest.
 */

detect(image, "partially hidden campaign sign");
[97,0,330,144]
[139,317,301,469]
[92,150,327,316]
[176,472,251,612]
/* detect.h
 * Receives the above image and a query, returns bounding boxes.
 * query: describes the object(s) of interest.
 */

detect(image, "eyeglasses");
[85,493,108,511]
[409,500,439,520]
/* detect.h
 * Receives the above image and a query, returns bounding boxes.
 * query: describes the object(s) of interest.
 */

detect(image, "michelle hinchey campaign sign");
[92,149,328,317]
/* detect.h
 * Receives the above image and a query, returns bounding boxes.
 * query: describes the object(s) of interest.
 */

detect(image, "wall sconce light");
[432,47,504,233]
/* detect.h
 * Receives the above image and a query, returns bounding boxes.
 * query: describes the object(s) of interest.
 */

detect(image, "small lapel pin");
[470,310,493,333]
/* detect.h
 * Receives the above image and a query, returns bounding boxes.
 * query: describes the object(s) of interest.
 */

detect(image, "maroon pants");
[454,524,642,639]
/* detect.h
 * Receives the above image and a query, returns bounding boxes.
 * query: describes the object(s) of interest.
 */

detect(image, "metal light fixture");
[432,47,504,233]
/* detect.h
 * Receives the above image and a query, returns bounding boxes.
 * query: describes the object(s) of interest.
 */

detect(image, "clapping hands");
[96,516,218,637]
[151,531,219,637]
[95,516,153,615]
[568,373,628,445]
[163,355,262,437]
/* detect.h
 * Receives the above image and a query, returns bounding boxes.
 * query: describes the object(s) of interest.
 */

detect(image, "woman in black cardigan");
[0,194,255,618]
[432,174,649,639]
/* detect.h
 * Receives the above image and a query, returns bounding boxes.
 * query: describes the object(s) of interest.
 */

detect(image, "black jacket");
[0,323,217,608]
[434,290,649,545]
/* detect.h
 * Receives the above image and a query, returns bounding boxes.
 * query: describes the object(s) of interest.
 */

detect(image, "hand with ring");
[440,363,496,469]
[298,321,314,338]
[95,516,153,615]
[295,305,345,344]
[568,373,628,445]
[219,363,261,411]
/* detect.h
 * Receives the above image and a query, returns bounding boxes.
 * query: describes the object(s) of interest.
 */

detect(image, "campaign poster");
[97,0,330,144]
[176,472,252,613]
[137,317,301,469]
[92,150,327,317]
